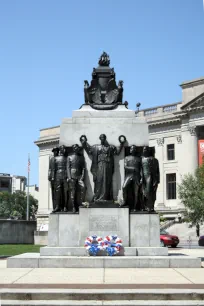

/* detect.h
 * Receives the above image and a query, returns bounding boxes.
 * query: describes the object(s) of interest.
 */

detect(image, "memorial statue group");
[48,134,160,214]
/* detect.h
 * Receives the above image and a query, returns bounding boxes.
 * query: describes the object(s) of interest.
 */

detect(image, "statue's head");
[52,147,59,157]
[59,145,66,156]
[99,134,107,145]
[143,146,149,157]
[72,144,80,154]
[130,145,137,155]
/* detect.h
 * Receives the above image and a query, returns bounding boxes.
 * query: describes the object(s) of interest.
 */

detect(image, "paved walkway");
[0,260,203,287]
[0,248,203,288]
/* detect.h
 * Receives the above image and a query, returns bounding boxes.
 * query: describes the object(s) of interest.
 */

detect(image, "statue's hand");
[118,135,126,145]
[80,135,87,145]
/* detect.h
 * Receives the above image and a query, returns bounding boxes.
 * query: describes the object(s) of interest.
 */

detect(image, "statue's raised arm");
[80,135,92,155]
[114,135,126,155]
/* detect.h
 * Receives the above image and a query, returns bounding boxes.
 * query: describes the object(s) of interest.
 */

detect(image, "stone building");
[0,173,27,193]
[35,76,204,228]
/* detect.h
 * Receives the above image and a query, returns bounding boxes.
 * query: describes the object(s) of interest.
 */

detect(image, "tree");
[0,191,38,220]
[178,163,204,225]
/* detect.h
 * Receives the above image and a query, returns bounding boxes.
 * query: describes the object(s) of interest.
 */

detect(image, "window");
[167,144,175,160]
[166,173,176,200]
[0,179,10,188]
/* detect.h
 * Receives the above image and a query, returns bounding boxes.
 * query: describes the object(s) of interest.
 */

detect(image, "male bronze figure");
[122,145,142,211]
[141,146,160,213]
[80,134,126,203]
[52,145,68,213]
[48,147,59,211]
[67,144,86,212]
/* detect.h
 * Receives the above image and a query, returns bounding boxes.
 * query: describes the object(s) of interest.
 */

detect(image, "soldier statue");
[80,134,126,203]
[122,145,142,211]
[141,146,160,213]
[48,147,59,211]
[67,144,86,212]
[51,145,68,213]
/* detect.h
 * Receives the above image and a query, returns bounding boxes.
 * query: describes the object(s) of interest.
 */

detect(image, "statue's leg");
[51,182,56,210]
[53,180,61,213]
[122,177,131,207]
[133,181,140,211]
[78,180,86,205]
[63,180,68,212]
[69,179,77,213]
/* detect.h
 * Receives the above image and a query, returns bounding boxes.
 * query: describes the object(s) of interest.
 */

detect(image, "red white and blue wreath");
[84,235,104,256]
[103,235,123,256]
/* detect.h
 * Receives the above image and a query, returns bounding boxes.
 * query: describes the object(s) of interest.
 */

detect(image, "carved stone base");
[47,208,160,248]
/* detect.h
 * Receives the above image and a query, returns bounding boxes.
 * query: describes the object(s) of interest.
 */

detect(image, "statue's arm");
[67,157,71,180]
[48,156,52,180]
[80,157,85,181]
[124,158,135,171]
[83,142,93,155]
[156,160,160,184]
[114,144,124,156]
[48,156,55,181]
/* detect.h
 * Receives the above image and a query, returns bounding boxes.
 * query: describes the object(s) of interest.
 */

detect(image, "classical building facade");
[35,76,204,228]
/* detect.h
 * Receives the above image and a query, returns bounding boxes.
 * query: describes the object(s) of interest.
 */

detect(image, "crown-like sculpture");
[84,52,124,110]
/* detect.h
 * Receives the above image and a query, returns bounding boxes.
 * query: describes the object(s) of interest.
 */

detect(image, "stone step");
[2,300,204,306]
[1,289,204,301]
[7,253,201,268]
[40,246,168,257]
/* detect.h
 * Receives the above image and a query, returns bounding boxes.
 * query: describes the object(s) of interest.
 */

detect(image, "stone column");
[179,124,198,179]
[37,147,52,217]
[155,137,164,208]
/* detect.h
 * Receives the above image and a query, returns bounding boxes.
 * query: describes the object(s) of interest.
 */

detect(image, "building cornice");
[34,137,59,147]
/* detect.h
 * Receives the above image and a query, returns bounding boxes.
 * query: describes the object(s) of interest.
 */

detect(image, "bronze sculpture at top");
[84,52,124,110]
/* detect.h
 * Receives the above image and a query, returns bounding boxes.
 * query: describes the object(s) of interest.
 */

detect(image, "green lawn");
[0,244,44,256]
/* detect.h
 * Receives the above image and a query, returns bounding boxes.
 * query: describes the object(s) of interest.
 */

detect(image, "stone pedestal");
[79,207,129,246]
[130,214,160,247]
[47,209,160,248]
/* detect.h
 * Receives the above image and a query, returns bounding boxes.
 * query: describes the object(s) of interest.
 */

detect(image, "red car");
[160,229,179,248]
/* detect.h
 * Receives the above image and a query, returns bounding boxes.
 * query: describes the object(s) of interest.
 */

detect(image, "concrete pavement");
[0,260,204,286]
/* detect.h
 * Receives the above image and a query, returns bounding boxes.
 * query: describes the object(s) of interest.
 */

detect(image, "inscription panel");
[89,215,118,231]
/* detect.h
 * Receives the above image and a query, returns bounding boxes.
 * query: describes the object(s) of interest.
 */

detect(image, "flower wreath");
[103,235,123,256]
[84,235,104,256]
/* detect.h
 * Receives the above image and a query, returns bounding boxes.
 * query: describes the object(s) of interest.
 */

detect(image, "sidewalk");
[0,260,204,287]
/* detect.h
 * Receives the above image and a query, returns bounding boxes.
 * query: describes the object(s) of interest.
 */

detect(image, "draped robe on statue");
[89,144,117,201]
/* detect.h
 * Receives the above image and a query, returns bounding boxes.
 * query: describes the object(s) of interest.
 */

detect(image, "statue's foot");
[64,207,68,212]
[52,206,61,213]
[72,207,76,213]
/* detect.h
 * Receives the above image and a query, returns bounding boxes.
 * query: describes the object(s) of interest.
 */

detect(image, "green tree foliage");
[0,191,38,220]
[178,163,204,225]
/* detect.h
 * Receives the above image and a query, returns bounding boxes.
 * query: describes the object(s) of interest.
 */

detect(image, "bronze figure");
[141,146,160,213]
[52,145,68,213]
[80,134,126,203]
[67,144,86,212]
[48,147,59,211]
[122,145,142,211]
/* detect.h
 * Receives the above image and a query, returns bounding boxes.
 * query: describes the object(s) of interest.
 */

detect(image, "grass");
[0,244,44,256]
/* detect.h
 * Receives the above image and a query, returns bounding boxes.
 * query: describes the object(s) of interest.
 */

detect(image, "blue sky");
[0,0,204,185]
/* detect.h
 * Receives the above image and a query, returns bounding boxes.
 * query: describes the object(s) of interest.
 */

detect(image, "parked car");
[198,235,204,246]
[160,229,179,248]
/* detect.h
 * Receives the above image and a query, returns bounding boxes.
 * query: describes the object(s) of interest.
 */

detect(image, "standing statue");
[141,146,160,213]
[122,145,142,211]
[52,145,68,213]
[67,144,86,212]
[80,134,126,203]
[48,147,59,211]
